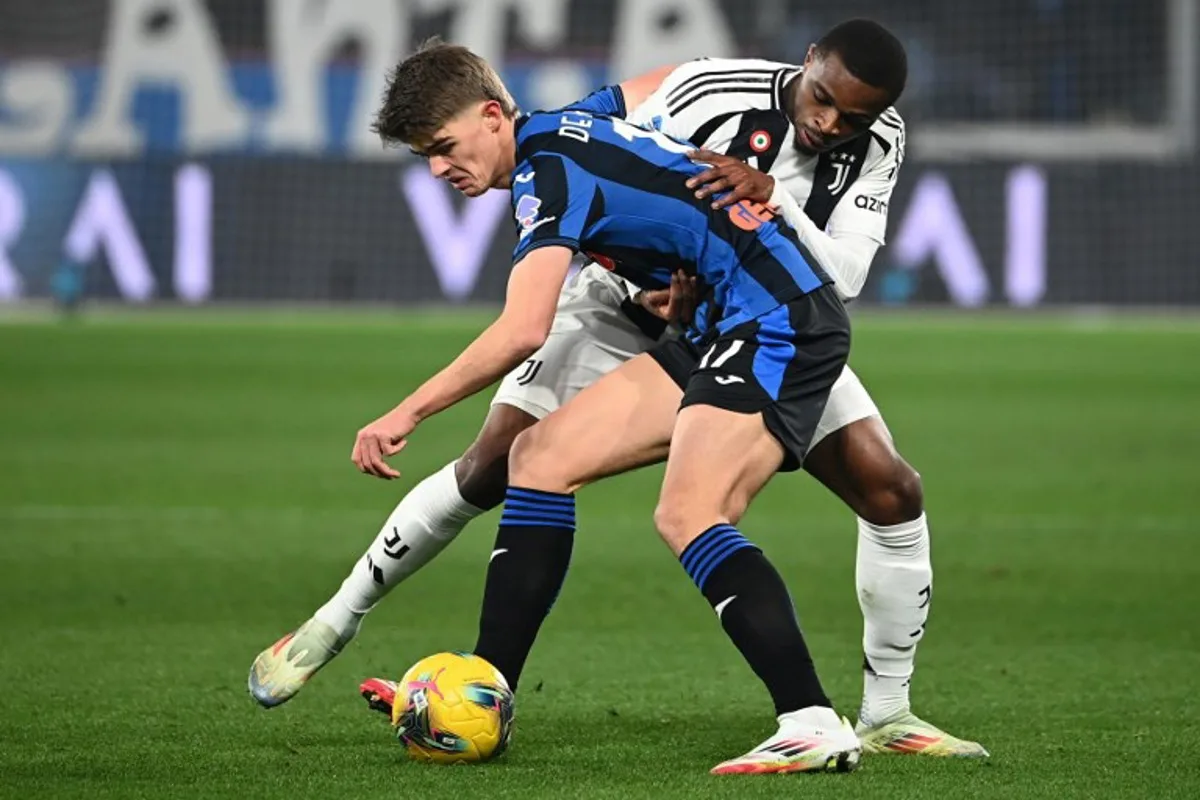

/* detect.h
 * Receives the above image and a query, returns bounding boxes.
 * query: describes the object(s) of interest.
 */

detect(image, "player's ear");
[803,44,817,67]
[482,100,503,132]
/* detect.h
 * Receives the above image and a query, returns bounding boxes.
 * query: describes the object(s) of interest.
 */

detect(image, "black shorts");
[648,286,850,471]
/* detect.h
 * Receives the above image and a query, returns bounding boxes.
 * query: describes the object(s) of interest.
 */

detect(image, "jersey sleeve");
[826,111,905,245]
[559,85,627,118]
[627,58,790,143]
[510,154,597,264]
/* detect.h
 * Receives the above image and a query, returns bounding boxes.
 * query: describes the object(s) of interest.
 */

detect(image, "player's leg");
[247,403,531,708]
[658,407,857,774]
[323,268,659,628]
[472,352,680,688]
[804,371,928,723]
[249,267,659,707]
[656,296,860,774]
[312,404,527,635]
[802,370,987,756]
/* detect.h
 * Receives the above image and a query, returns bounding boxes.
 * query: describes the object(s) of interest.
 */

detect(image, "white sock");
[856,513,932,727]
[313,462,484,639]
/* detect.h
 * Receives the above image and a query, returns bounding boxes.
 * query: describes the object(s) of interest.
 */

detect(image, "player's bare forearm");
[398,320,540,423]
[351,248,570,480]
[399,246,573,423]
[352,321,539,480]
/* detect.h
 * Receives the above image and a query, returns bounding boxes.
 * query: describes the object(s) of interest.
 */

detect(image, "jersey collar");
[774,67,803,113]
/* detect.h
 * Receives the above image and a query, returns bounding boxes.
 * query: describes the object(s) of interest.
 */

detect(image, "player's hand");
[685,149,775,210]
[351,407,416,479]
[664,269,698,324]
[636,286,671,320]
[637,270,697,325]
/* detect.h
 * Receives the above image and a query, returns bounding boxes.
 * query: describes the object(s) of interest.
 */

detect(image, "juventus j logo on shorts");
[515,359,544,386]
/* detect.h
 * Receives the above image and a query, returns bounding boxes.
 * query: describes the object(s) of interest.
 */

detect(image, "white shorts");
[491,264,882,447]
[491,264,663,419]
[808,362,883,452]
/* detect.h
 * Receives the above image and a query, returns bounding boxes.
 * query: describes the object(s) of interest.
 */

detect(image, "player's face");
[789,46,893,154]
[412,101,507,197]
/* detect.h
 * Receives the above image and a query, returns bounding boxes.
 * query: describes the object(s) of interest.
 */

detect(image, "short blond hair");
[372,38,517,146]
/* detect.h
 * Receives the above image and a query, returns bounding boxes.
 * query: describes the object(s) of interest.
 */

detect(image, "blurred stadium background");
[0,0,1196,307]
[2,2,1198,799]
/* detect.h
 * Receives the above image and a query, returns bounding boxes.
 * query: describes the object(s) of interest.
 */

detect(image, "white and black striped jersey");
[628,58,905,246]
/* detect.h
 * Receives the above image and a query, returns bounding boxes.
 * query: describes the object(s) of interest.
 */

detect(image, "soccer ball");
[392,651,515,764]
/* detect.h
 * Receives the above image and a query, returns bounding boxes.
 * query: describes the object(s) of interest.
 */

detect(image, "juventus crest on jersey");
[629,58,905,246]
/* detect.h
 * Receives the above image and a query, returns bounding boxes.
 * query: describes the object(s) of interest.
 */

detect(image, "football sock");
[314,462,483,639]
[473,487,575,689]
[680,523,831,716]
[856,513,932,726]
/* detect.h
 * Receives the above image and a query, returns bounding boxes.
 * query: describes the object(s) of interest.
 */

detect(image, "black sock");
[473,487,575,690]
[680,523,831,715]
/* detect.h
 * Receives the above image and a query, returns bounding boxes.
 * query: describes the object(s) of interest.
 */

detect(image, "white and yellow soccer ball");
[392,652,515,764]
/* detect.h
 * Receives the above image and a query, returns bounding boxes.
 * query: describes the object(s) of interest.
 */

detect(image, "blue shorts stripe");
[750,305,796,401]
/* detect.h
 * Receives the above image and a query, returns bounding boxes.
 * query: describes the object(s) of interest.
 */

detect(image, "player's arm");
[686,148,886,301]
[765,178,881,300]
[635,269,698,324]
[619,64,677,113]
[389,248,570,421]
[351,249,571,480]
[813,133,903,299]
[565,64,677,119]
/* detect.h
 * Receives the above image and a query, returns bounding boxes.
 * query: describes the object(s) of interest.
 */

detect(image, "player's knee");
[859,457,924,526]
[507,424,571,494]
[653,496,714,554]
[652,500,687,550]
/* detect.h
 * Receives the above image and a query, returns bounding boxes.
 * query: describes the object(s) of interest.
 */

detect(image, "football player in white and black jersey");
[250,19,986,762]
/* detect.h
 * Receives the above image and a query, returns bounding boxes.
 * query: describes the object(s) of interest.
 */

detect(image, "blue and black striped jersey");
[508,108,832,334]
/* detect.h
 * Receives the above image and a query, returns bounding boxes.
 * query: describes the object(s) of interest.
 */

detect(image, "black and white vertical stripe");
[771,67,802,111]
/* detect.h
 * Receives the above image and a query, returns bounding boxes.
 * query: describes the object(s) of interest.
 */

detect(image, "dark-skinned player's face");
[788,46,894,155]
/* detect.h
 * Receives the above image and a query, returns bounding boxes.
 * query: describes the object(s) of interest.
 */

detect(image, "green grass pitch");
[1,309,1198,799]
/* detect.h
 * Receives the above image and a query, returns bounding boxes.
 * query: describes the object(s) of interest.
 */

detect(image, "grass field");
[2,309,1198,799]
